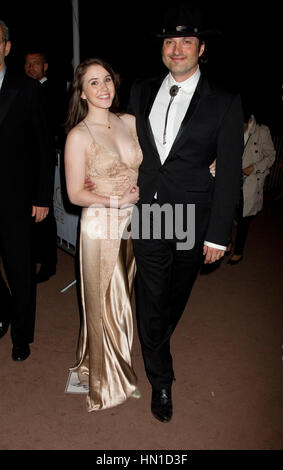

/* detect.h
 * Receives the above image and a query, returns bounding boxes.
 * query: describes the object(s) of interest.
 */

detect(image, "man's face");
[0,27,11,71]
[24,53,48,80]
[162,36,205,82]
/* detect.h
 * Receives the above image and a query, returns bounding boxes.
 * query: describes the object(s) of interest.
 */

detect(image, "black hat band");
[162,25,199,34]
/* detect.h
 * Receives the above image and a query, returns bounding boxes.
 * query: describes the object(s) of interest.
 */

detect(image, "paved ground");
[0,196,282,451]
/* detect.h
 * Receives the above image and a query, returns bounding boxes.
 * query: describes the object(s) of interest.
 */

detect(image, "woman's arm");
[64,127,139,208]
[64,128,111,208]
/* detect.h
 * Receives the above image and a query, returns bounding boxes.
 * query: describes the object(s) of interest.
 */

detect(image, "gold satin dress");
[71,122,143,411]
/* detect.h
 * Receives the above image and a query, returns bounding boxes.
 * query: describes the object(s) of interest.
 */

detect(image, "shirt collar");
[39,76,47,84]
[0,65,7,88]
[244,115,256,137]
[166,66,201,94]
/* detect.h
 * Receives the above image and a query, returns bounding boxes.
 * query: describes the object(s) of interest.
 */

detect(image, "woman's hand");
[209,159,216,177]
[119,184,140,208]
[242,165,254,176]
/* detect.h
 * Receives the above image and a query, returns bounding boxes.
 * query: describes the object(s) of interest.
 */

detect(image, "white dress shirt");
[149,66,226,251]
[149,66,201,164]
[39,76,48,84]
[0,65,6,90]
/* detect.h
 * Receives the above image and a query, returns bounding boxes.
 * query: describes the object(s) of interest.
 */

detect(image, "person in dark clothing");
[24,50,58,282]
[128,4,243,422]
[0,20,55,360]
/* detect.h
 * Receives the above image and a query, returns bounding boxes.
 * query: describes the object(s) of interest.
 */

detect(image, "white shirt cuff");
[204,241,227,251]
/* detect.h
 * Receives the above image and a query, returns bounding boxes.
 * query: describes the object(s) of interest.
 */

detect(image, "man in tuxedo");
[128,4,243,422]
[0,20,55,360]
[24,50,58,283]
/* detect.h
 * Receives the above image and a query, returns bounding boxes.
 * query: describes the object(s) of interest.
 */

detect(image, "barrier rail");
[54,151,79,256]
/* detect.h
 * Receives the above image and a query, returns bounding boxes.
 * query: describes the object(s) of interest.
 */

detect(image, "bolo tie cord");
[163,85,180,145]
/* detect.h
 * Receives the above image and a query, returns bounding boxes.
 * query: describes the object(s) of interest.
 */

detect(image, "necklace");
[85,119,111,129]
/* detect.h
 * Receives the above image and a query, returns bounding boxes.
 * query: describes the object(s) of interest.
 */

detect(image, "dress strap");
[82,120,96,144]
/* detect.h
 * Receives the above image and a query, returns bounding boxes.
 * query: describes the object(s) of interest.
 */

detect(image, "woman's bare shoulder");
[67,121,88,141]
[65,123,92,156]
[118,113,136,133]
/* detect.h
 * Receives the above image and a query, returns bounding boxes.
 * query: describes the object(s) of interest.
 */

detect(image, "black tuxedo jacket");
[129,74,244,246]
[0,70,55,213]
[40,78,65,144]
[40,79,55,137]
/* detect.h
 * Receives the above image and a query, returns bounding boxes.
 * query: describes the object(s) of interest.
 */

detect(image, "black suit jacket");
[0,70,55,212]
[128,74,244,246]
[40,78,65,145]
[40,79,55,137]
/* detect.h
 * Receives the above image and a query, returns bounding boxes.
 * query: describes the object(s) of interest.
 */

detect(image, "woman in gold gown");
[64,58,142,411]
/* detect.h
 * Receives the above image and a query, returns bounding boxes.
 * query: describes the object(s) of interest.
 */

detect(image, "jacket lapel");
[173,87,201,144]
[141,74,212,165]
[0,71,20,128]
[143,77,164,164]
[168,76,215,167]
[165,75,207,160]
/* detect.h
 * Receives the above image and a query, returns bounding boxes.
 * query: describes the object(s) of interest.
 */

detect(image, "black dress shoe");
[0,318,10,338]
[151,388,173,423]
[12,344,30,361]
[225,242,233,256]
[36,266,56,283]
[227,255,243,265]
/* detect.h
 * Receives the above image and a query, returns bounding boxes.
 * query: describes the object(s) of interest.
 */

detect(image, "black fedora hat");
[155,3,221,40]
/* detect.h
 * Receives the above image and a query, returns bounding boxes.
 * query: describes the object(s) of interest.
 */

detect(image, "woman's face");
[81,64,115,110]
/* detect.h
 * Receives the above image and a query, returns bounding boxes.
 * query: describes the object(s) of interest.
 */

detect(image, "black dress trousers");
[0,210,36,345]
[132,203,203,390]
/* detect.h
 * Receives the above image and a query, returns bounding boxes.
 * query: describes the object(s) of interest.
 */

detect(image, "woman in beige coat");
[228,112,276,264]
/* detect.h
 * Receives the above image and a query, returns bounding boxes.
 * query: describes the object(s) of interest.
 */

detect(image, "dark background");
[1,0,282,133]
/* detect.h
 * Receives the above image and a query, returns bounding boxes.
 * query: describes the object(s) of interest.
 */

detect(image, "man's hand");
[32,206,49,223]
[203,245,225,264]
[84,177,95,192]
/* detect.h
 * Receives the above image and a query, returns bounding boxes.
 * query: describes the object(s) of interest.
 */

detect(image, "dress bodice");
[85,126,142,198]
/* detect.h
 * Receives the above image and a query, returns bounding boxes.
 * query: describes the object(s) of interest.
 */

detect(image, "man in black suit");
[0,20,55,360]
[24,50,58,283]
[129,4,243,422]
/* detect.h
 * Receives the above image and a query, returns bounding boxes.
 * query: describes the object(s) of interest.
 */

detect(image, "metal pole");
[60,279,77,293]
[72,0,80,72]
[59,0,80,292]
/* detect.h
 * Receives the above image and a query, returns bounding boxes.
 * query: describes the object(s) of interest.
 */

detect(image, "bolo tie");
[163,85,180,145]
